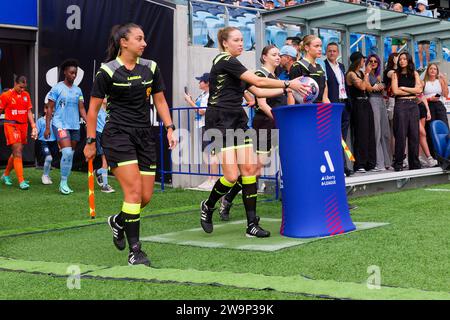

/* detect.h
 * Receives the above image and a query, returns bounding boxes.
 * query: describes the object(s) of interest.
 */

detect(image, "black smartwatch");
[166,124,176,131]
[284,80,290,88]
[86,137,96,144]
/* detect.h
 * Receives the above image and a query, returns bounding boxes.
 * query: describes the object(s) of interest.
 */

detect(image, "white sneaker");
[356,168,366,173]
[369,167,383,172]
[258,182,266,193]
[419,156,429,167]
[403,159,409,168]
[41,175,53,185]
[197,180,213,190]
[101,184,115,193]
[426,157,438,167]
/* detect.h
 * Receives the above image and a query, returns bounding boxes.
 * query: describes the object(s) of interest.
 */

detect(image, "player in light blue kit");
[37,98,58,185]
[95,98,115,193]
[45,59,87,194]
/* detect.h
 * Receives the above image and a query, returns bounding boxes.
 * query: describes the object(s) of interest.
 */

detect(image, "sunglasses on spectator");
[369,59,378,63]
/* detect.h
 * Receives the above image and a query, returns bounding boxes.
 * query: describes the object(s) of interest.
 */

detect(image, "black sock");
[115,211,125,227]
[205,176,235,208]
[241,176,257,225]
[224,176,242,203]
[124,213,140,248]
[121,202,141,249]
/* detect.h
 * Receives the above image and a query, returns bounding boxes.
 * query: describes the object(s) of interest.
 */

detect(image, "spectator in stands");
[406,5,415,14]
[278,45,297,80]
[391,52,423,171]
[383,52,399,119]
[45,59,87,195]
[0,76,38,189]
[290,35,330,103]
[285,36,302,59]
[265,0,275,10]
[346,51,376,173]
[415,0,433,72]
[285,0,296,7]
[184,72,219,191]
[325,42,353,176]
[391,3,407,53]
[365,54,391,171]
[199,26,309,238]
[416,97,437,167]
[383,52,399,159]
[422,63,449,157]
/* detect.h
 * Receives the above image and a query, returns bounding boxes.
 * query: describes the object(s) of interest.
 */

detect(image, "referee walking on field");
[84,23,176,266]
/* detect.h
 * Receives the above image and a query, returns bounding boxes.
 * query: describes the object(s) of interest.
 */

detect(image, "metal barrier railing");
[158,106,281,199]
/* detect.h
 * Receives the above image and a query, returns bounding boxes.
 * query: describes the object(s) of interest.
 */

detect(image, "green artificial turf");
[0,168,449,299]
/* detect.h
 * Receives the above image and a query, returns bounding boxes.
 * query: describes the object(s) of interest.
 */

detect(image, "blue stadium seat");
[196,10,215,20]
[265,26,287,48]
[246,21,255,47]
[192,16,208,46]
[228,20,253,51]
[204,16,225,48]
[350,33,362,53]
[430,120,450,170]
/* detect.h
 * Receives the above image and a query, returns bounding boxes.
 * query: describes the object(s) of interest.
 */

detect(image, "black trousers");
[393,99,421,169]
[351,98,376,171]
[426,100,449,157]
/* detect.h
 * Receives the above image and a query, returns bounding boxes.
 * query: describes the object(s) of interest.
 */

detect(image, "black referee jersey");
[289,57,326,103]
[91,56,165,127]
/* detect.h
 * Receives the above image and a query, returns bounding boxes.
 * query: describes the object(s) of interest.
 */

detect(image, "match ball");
[292,76,319,104]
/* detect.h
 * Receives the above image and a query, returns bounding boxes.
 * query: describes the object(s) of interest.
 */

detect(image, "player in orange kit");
[0,76,37,189]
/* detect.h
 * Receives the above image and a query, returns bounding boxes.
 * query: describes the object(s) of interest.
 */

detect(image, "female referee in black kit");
[84,23,176,267]
[200,27,309,238]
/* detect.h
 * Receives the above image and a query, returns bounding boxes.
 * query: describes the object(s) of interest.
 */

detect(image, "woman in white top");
[421,63,449,159]
[422,63,449,126]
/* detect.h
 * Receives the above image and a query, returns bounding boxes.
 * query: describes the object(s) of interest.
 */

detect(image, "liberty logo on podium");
[321,151,337,187]
[272,103,356,238]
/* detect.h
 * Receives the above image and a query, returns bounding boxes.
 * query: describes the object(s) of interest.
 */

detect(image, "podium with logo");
[272,103,356,238]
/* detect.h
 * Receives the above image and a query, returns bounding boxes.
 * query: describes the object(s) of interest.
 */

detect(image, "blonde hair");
[217,27,240,52]
[299,35,319,54]
[423,63,440,83]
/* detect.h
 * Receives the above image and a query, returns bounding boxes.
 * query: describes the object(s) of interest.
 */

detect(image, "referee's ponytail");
[106,23,142,62]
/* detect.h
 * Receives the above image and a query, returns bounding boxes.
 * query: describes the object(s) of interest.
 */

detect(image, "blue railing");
[158,106,281,199]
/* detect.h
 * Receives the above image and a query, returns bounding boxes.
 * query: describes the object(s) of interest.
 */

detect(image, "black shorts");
[252,112,276,154]
[40,140,58,158]
[418,40,430,45]
[418,102,427,119]
[205,107,254,151]
[101,123,157,174]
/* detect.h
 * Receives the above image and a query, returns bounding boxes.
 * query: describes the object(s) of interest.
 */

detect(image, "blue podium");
[272,103,356,238]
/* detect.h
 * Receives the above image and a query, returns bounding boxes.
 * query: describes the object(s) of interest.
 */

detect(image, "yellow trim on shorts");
[122,202,141,215]
[241,176,257,185]
[140,171,156,176]
[221,144,253,152]
[220,176,235,188]
[117,160,138,167]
